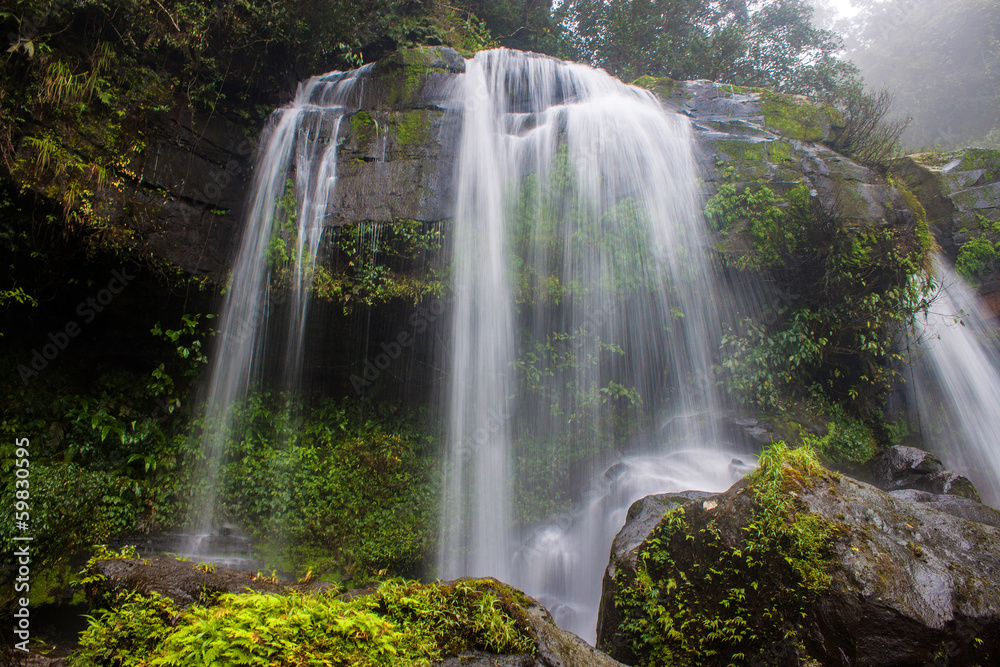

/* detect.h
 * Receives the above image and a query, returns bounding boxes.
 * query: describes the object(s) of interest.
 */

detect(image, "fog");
[813,0,1000,149]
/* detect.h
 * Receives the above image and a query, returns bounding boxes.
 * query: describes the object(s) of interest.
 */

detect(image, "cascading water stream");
[187,67,370,548]
[439,49,736,639]
[180,46,1000,647]
[908,257,1000,507]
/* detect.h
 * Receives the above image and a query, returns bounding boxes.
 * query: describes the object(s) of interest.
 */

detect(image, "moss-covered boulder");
[74,552,624,667]
[597,444,1000,666]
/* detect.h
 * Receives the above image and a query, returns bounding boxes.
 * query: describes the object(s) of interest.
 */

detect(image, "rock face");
[646,78,915,233]
[597,457,1000,666]
[90,556,332,607]
[871,444,981,501]
[894,149,1000,316]
[79,46,957,283]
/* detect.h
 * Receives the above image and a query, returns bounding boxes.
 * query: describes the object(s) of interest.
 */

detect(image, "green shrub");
[70,579,536,667]
[802,406,878,464]
[709,175,935,414]
[203,395,439,583]
[955,214,1000,280]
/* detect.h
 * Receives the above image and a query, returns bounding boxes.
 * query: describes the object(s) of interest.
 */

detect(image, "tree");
[554,0,856,99]
[839,0,1000,148]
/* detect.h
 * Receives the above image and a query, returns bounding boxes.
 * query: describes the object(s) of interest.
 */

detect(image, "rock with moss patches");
[630,77,927,264]
[90,556,333,608]
[893,149,1000,313]
[597,456,1000,666]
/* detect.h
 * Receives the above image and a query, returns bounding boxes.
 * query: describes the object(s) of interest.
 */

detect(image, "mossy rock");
[760,91,842,143]
[72,562,626,667]
[597,444,1000,666]
[368,46,465,109]
[630,75,679,101]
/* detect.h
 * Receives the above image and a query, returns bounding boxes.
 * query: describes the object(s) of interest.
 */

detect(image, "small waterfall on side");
[439,49,736,639]
[908,258,1000,507]
[186,67,371,549]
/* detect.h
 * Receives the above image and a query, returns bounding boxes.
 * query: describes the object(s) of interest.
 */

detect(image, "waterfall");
[187,67,370,541]
[438,49,734,639]
[182,46,1000,646]
[908,258,1000,507]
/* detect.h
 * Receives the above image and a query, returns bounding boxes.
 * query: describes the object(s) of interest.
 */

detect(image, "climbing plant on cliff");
[709,177,935,416]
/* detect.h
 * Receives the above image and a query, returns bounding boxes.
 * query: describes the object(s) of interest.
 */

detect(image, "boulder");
[597,447,1000,666]
[86,559,624,667]
[871,445,981,501]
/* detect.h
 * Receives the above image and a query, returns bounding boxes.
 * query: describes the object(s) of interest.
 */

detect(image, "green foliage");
[269,217,447,315]
[202,395,438,582]
[70,579,536,667]
[148,314,215,415]
[73,591,177,667]
[719,311,826,409]
[0,311,215,577]
[613,443,834,666]
[955,214,1000,280]
[706,181,812,269]
[801,405,877,465]
[0,458,141,575]
[710,175,935,414]
[555,0,857,100]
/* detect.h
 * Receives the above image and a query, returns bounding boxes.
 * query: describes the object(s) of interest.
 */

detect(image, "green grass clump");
[69,579,536,667]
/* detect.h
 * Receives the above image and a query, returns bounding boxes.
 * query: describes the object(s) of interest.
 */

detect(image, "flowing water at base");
[513,447,754,643]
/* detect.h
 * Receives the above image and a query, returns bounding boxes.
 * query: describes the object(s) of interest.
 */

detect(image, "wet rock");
[872,444,982,501]
[597,465,1000,666]
[595,491,713,661]
[90,556,331,608]
[888,489,1000,529]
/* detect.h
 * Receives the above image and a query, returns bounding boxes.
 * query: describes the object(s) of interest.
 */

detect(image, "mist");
[813,0,1000,149]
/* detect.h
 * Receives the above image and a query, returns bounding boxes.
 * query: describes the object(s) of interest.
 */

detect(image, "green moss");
[70,579,536,667]
[889,176,934,257]
[958,147,1000,178]
[630,75,678,100]
[395,110,433,146]
[714,139,766,161]
[612,443,835,666]
[760,92,838,142]
[350,110,378,147]
[768,140,794,163]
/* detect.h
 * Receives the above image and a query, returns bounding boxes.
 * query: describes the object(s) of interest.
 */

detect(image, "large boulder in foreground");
[596,444,1000,666]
